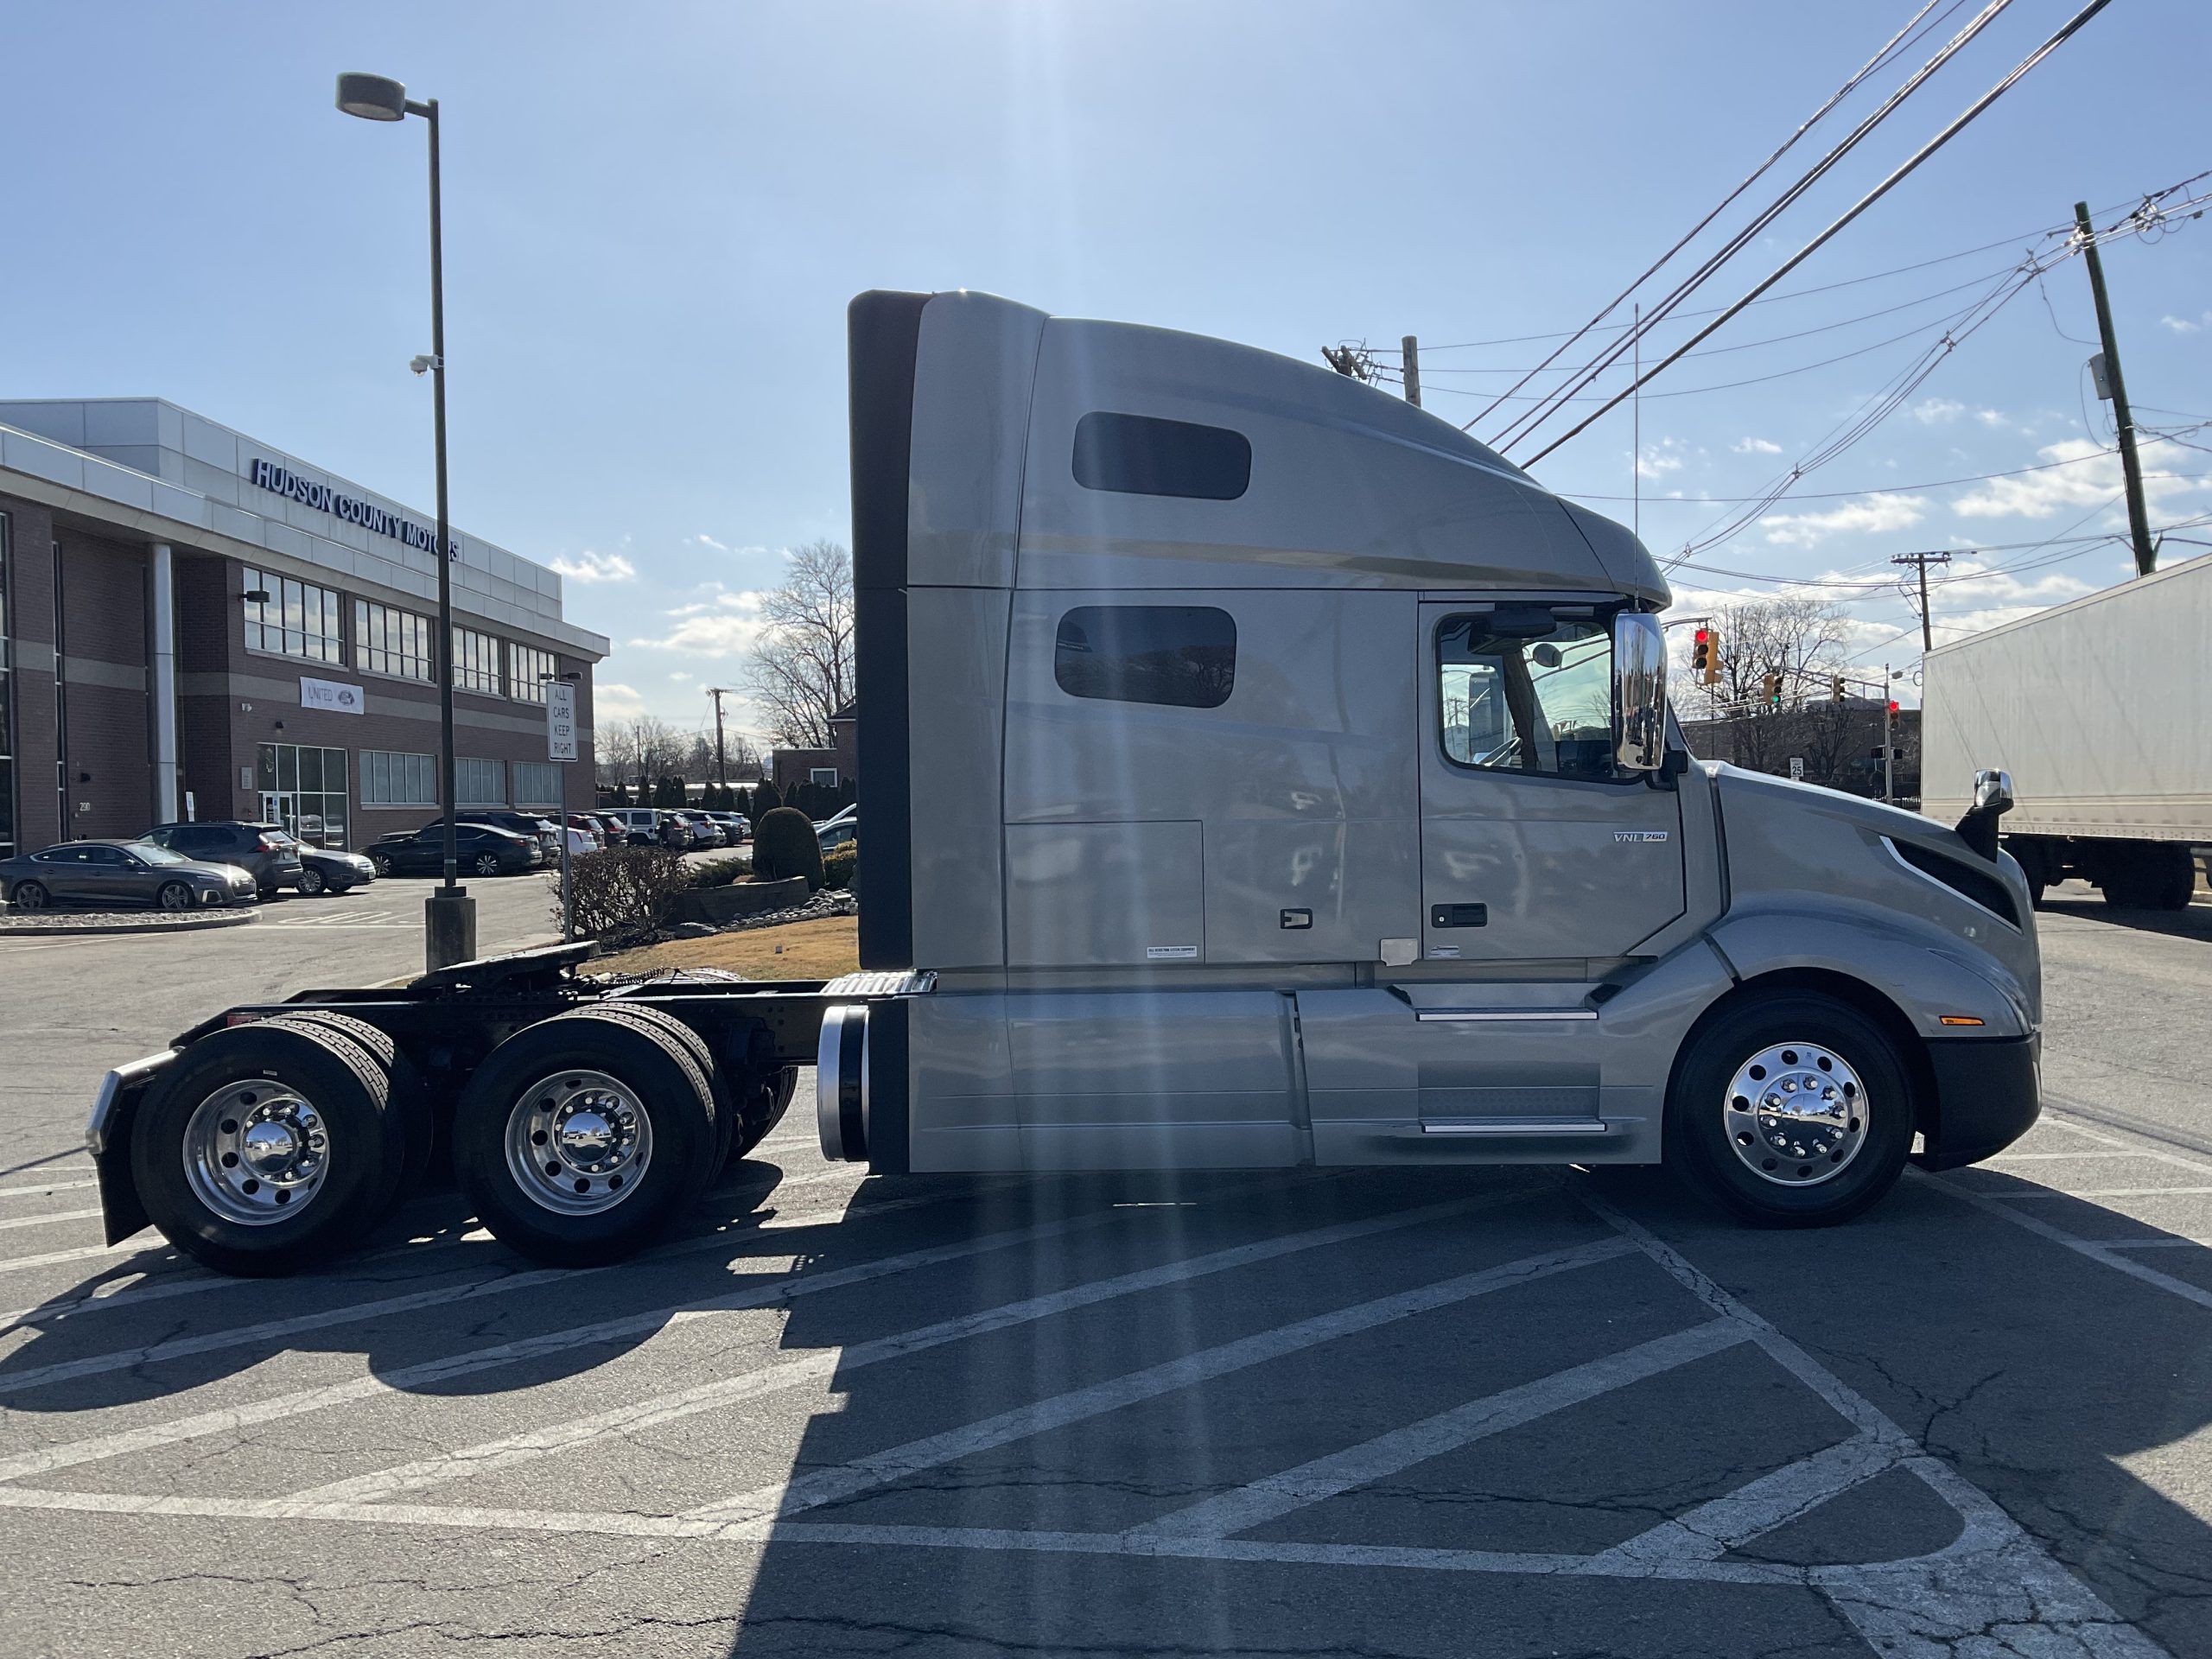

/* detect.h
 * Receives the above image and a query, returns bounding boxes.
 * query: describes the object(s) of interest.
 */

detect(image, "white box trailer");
[1921,553,2211,908]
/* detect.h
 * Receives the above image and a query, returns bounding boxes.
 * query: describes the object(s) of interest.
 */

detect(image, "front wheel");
[473,852,502,877]
[370,853,395,878]
[1664,993,1912,1228]
[11,881,50,912]
[298,867,326,896]
[157,881,194,912]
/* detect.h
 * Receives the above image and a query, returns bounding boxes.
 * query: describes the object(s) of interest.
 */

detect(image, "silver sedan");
[0,839,257,912]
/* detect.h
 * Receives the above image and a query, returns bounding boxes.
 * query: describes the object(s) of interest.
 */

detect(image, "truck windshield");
[1439,612,1616,780]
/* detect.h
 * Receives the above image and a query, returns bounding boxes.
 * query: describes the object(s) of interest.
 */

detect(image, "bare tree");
[1692,594,1853,722]
[630,714,681,789]
[594,717,639,791]
[746,541,855,749]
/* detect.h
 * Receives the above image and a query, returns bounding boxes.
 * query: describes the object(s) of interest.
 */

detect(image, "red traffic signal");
[1886,700,1899,716]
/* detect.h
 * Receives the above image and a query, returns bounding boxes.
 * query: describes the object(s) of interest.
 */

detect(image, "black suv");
[145,822,304,898]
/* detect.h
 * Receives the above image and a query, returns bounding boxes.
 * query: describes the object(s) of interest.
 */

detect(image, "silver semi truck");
[1921,551,2210,910]
[86,289,2042,1276]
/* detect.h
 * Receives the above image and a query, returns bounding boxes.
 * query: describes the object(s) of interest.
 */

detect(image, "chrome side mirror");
[1612,611,1667,772]
[1956,767,2015,861]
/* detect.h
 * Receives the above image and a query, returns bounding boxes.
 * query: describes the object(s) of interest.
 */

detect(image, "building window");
[0,512,13,859]
[810,767,839,786]
[1071,411,1251,501]
[509,644,555,702]
[512,760,562,809]
[244,568,344,664]
[456,757,505,806]
[450,626,502,696]
[1054,605,1237,709]
[361,749,438,807]
[257,744,351,849]
[355,600,434,681]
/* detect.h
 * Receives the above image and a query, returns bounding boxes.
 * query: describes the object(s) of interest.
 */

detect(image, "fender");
[1706,899,2035,1039]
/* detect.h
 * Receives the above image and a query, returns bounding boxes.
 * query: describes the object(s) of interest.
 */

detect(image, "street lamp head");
[336,72,409,121]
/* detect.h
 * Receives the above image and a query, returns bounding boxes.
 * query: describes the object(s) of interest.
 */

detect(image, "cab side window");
[1439,610,1618,782]
[1055,605,1236,709]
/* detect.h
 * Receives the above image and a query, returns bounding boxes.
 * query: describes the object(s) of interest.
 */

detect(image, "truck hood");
[1712,762,2041,1030]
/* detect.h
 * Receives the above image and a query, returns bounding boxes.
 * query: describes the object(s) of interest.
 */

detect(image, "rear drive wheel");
[156,881,194,912]
[1665,993,1912,1228]
[452,1007,719,1266]
[298,866,326,896]
[586,1004,739,1175]
[10,880,49,912]
[473,852,502,877]
[130,1017,401,1274]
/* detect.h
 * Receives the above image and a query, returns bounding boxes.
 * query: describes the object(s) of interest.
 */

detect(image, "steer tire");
[453,1008,718,1268]
[277,1010,434,1216]
[130,1017,400,1276]
[1664,993,1912,1229]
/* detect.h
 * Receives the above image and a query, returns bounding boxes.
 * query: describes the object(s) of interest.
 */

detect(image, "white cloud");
[594,682,647,720]
[1951,436,2205,518]
[1910,397,1965,424]
[628,589,770,656]
[548,549,636,583]
[2159,313,2204,335]
[669,671,693,682]
[1635,438,1686,480]
[691,532,730,552]
[1762,492,1928,548]
[1732,436,1783,455]
[1973,408,2011,429]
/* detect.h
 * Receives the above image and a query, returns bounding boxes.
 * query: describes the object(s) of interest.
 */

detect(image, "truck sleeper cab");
[84,289,2042,1278]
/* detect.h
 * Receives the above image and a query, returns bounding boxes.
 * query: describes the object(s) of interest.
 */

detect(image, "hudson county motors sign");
[249,458,458,558]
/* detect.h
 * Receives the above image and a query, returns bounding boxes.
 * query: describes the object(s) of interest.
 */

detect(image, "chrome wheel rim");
[158,883,192,912]
[1723,1041,1867,1187]
[183,1081,331,1225]
[504,1070,652,1215]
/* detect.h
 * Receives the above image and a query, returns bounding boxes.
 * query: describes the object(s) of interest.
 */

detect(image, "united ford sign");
[249,458,457,558]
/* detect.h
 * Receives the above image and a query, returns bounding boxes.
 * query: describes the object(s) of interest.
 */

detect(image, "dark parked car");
[369,823,541,879]
[296,844,378,896]
[145,821,304,898]
[0,839,257,912]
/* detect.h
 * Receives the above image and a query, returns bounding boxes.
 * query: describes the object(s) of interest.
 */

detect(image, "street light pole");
[337,72,475,970]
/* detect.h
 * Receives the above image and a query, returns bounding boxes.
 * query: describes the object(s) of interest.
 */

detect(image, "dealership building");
[0,399,607,859]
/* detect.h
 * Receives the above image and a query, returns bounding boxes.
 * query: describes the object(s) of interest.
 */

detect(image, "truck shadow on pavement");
[2037,889,2212,942]
[717,1164,2212,1659]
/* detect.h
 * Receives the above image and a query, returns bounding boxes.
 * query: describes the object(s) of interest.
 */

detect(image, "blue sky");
[6,1,2207,735]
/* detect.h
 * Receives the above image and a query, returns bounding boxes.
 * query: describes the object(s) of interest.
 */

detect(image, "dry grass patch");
[589,914,858,981]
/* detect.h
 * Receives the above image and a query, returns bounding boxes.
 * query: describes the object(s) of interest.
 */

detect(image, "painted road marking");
[0,1180,100,1201]
[0,1208,103,1236]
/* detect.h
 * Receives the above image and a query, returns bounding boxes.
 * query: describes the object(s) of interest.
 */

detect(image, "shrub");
[820,842,857,892]
[557,845,692,944]
[685,856,749,890]
[752,806,825,889]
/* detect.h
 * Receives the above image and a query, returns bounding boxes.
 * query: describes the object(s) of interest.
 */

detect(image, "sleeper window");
[1055,606,1236,709]
[1439,610,1617,781]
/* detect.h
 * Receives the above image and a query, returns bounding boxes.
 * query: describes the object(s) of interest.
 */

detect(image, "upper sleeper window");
[1055,606,1236,709]
[1071,412,1250,500]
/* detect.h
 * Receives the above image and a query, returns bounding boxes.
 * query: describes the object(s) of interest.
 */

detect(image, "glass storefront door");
[256,745,349,848]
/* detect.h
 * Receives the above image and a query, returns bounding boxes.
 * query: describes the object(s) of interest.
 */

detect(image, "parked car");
[814,803,856,833]
[657,813,698,850]
[568,813,615,850]
[673,812,725,849]
[145,821,304,898]
[369,823,541,879]
[1,839,257,912]
[454,810,563,855]
[703,811,749,842]
[296,844,378,896]
[817,815,858,852]
[603,808,664,846]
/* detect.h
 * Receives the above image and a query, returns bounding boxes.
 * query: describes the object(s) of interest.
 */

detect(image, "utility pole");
[706,688,734,793]
[1891,550,1951,652]
[1883,666,1897,804]
[1401,335,1421,409]
[1631,302,1641,540]
[2074,200,2157,575]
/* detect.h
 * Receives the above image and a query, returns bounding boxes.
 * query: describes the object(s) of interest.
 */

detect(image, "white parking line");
[0,1180,100,1201]
[1915,1171,2212,1314]
[1124,1313,1738,1545]
[1591,1433,1896,1569]
[0,1208,103,1235]
[2002,1185,2212,1199]
[288,1191,1542,1509]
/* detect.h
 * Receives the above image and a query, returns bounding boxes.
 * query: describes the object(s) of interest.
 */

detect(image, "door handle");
[1430,903,1488,929]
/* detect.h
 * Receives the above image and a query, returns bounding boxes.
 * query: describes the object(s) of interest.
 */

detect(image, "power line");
[1516,0,2120,467]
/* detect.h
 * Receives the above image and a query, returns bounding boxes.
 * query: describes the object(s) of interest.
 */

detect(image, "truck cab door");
[1417,601,1684,963]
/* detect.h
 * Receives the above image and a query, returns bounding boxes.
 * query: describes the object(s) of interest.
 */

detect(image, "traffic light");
[1691,627,1719,685]
[1763,672,1783,708]
[1831,676,1847,703]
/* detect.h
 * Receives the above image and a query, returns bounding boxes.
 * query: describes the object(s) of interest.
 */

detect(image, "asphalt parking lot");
[0,885,2206,1657]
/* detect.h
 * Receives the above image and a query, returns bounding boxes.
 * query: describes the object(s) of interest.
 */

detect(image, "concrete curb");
[0,909,262,938]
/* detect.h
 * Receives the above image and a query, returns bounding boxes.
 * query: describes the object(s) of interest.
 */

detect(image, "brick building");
[767,702,858,793]
[0,399,607,856]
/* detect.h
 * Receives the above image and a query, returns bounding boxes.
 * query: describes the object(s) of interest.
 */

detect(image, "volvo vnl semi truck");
[84,289,2042,1276]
